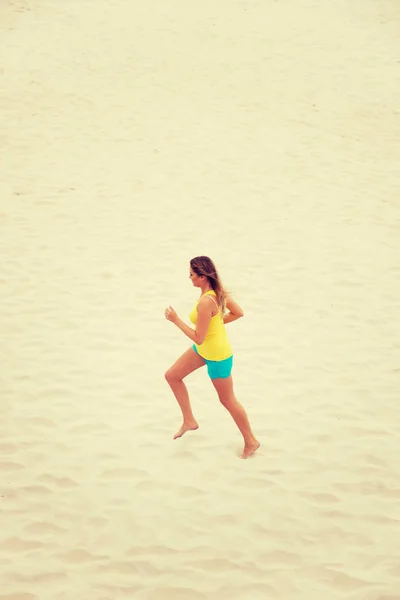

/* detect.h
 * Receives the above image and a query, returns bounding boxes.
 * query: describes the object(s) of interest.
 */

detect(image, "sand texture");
[1,0,400,598]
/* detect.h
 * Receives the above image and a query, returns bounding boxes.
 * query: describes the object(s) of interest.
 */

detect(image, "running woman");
[164,256,260,459]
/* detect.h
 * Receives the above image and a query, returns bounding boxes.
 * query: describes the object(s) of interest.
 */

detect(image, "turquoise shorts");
[192,344,233,380]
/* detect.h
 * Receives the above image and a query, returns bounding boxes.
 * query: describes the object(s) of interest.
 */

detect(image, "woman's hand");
[164,305,178,323]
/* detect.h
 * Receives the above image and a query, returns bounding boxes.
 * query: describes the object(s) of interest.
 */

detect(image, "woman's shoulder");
[198,290,216,300]
[198,292,218,308]
[199,292,216,305]
[199,292,220,314]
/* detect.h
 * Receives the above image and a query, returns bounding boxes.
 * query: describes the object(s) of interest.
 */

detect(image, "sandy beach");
[1,0,400,598]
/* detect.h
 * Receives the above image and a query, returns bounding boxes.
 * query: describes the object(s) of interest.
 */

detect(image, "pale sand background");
[1,0,400,598]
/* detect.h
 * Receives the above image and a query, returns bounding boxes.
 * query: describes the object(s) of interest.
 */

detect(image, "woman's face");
[189,268,202,287]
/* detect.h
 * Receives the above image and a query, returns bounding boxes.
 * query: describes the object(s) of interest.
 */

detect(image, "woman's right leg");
[165,347,206,439]
[211,375,260,458]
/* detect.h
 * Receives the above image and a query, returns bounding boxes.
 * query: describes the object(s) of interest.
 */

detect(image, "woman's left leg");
[211,375,260,458]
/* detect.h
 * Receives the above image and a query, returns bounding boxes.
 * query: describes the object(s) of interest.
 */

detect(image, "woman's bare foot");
[173,420,199,439]
[241,440,260,459]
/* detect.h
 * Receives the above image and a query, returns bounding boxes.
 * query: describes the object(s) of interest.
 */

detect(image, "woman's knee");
[165,369,180,384]
[218,393,234,409]
[165,369,173,384]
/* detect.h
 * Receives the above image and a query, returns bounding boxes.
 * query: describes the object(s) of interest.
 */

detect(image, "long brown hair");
[190,256,228,314]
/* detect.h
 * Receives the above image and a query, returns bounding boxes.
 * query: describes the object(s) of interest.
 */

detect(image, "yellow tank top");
[189,290,233,361]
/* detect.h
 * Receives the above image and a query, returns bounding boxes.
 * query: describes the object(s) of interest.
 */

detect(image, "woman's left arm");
[173,318,199,343]
[165,299,212,345]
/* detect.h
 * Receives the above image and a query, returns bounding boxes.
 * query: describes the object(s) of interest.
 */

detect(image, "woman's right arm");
[223,295,244,324]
